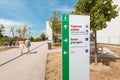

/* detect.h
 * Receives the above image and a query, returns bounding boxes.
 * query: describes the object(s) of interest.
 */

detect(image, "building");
[46,21,52,41]
[97,0,120,45]
[46,21,62,42]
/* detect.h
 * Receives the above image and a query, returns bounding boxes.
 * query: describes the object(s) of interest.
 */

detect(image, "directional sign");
[64,16,67,21]
[64,25,68,29]
[64,38,68,43]
[64,51,68,55]
[62,14,90,80]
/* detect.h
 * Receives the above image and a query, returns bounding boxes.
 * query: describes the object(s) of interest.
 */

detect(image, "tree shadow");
[0,53,25,67]
[0,42,47,67]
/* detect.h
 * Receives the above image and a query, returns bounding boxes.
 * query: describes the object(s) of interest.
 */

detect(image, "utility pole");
[9,26,14,39]
[28,27,31,39]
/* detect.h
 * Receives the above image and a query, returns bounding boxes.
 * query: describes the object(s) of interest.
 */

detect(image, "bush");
[40,33,45,41]
[30,37,42,42]
[0,37,12,46]
[53,43,61,47]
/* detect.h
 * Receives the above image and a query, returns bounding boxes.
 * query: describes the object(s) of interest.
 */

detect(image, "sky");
[0,0,76,37]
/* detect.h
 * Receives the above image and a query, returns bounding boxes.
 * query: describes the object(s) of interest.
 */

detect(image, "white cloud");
[0,18,45,37]
[0,18,31,37]
[48,0,74,13]
[48,0,59,7]
[53,6,74,12]
[0,19,26,27]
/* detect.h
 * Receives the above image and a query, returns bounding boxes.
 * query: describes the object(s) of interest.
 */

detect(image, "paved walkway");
[0,42,48,80]
[103,47,120,58]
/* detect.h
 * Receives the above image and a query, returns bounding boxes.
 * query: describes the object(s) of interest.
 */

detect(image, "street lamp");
[28,26,31,39]
[9,27,14,39]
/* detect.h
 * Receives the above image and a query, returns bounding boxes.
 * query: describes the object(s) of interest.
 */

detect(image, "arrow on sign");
[64,51,68,55]
[64,25,68,29]
[64,16,67,21]
[64,38,68,42]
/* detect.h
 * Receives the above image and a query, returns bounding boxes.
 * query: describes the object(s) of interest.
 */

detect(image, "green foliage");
[0,37,12,46]
[14,36,19,41]
[22,25,28,38]
[40,33,45,41]
[73,0,118,31]
[32,37,41,42]
[49,11,61,43]
[52,33,58,43]
[53,43,61,47]
[30,37,41,42]
[50,11,61,33]
[16,25,28,38]
[0,24,5,38]
[30,36,34,41]
[16,27,22,37]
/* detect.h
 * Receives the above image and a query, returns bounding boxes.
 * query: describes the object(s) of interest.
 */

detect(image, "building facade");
[46,21,52,41]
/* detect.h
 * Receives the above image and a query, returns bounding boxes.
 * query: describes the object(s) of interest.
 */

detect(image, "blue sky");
[0,0,76,37]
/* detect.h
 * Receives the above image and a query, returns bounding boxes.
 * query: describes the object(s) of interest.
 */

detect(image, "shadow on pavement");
[0,53,26,67]
[0,42,47,67]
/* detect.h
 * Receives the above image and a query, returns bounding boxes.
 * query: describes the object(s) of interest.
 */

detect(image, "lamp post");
[9,26,14,39]
[28,26,31,39]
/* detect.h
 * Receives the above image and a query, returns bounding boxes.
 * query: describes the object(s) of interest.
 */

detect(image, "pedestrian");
[9,40,13,47]
[25,38,31,54]
[19,41,24,55]
[17,37,22,44]
[12,40,15,47]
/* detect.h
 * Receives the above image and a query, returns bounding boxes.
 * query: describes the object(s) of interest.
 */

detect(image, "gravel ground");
[45,46,120,80]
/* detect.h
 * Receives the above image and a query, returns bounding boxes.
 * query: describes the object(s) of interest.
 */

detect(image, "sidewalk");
[103,47,120,58]
[0,42,48,80]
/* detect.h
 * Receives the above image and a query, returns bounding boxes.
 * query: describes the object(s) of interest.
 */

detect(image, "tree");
[50,11,61,42]
[16,27,22,38]
[40,33,45,41]
[30,36,34,41]
[72,0,118,63]
[16,25,28,39]
[14,36,19,41]
[0,24,5,38]
[22,25,28,39]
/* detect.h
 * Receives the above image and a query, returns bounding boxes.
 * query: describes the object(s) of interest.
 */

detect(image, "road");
[0,42,48,80]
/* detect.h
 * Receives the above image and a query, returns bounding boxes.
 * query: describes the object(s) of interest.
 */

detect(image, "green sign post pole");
[62,14,69,80]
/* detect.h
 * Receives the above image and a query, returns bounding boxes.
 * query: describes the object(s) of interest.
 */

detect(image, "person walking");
[25,38,31,54]
[9,40,13,47]
[12,40,16,47]
[19,41,24,55]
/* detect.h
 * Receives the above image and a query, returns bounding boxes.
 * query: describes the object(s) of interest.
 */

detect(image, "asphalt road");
[0,42,48,80]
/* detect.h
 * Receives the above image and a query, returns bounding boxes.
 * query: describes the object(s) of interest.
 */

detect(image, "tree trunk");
[94,31,98,64]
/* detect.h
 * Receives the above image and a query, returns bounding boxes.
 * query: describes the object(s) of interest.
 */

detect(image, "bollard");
[48,42,51,50]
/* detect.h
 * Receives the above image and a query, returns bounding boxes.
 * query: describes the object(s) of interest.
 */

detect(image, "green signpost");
[62,14,69,80]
